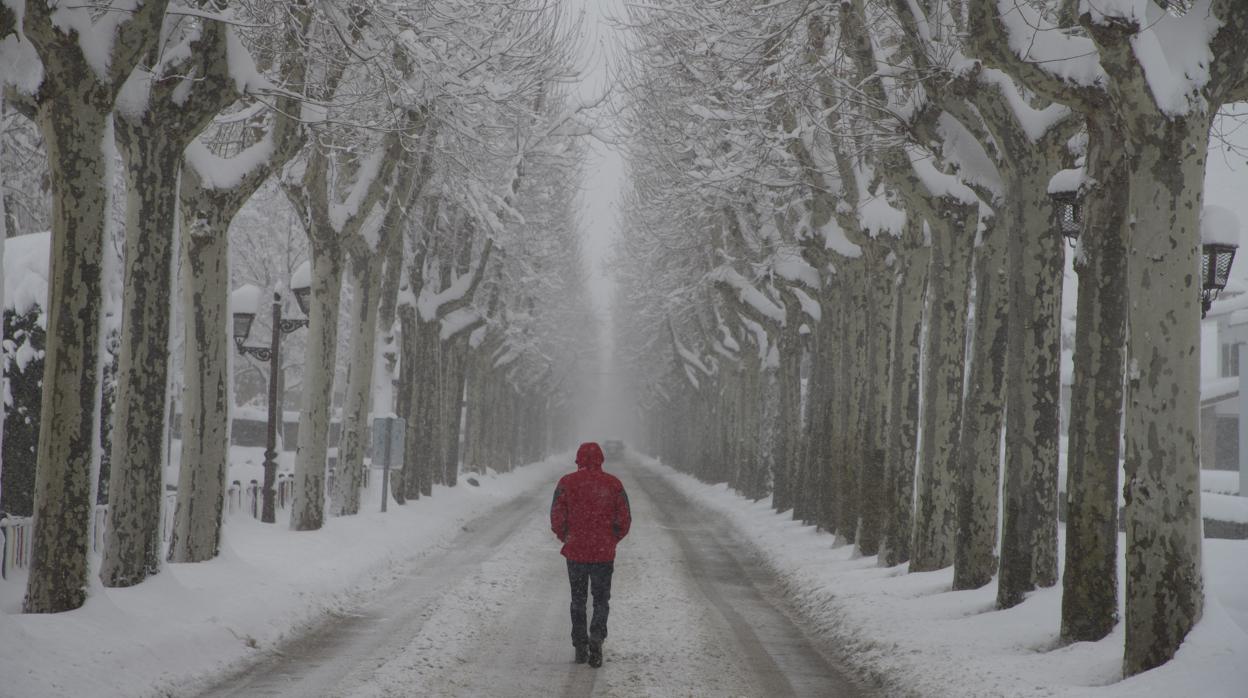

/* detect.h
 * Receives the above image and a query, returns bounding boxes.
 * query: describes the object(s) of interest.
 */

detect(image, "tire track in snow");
[191,488,547,698]
[627,466,865,697]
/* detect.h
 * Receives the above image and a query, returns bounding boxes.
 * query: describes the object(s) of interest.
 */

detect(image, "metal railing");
[0,515,32,580]
[2,472,299,579]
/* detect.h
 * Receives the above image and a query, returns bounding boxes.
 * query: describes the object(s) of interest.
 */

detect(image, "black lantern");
[1050,190,1081,245]
[292,283,312,316]
[1201,243,1237,318]
[232,311,256,348]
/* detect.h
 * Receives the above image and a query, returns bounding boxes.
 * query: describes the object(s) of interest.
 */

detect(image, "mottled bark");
[797,316,830,526]
[1057,118,1130,629]
[393,304,416,504]
[20,0,170,614]
[816,284,843,531]
[404,318,439,499]
[911,207,975,572]
[167,217,230,563]
[23,94,110,613]
[101,6,237,586]
[99,126,182,587]
[857,250,896,557]
[329,250,382,516]
[1121,119,1209,676]
[803,308,830,528]
[836,272,864,543]
[290,241,344,530]
[773,300,802,514]
[880,241,929,567]
[953,215,1007,590]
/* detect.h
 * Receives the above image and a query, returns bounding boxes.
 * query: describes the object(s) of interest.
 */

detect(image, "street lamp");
[1048,168,1084,247]
[1051,190,1081,246]
[230,275,311,523]
[1201,206,1240,319]
[1201,243,1237,318]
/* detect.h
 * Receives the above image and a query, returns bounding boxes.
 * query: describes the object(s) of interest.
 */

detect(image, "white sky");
[568,0,632,441]
[572,0,624,313]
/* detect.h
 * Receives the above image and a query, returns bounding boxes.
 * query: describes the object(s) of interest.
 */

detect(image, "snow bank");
[3,232,50,316]
[0,455,568,698]
[639,456,1248,698]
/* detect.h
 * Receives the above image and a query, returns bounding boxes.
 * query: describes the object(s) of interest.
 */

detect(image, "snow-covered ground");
[4,451,1245,697]
[0,456,568,698]
[637,455,1248,698]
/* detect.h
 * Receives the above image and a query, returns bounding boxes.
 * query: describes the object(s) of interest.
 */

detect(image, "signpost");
[372,416,405,512]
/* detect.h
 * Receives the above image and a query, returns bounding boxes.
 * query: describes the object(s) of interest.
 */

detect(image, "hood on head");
[576,442,604,470]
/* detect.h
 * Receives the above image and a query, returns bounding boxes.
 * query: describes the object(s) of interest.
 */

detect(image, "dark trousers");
[567,560,613,647]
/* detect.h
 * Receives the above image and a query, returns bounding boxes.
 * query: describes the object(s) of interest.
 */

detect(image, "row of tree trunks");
[20,0,172,611]
[910,207,976,572]
[166,0,312,562]
[101,20,237,587]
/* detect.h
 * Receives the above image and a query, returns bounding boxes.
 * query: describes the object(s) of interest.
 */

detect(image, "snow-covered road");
[194,463,865,698]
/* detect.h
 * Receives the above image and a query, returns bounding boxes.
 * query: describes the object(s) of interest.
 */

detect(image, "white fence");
[1,473,301,580]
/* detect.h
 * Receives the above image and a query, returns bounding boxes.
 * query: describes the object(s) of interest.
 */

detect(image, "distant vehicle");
[603,440,625,460]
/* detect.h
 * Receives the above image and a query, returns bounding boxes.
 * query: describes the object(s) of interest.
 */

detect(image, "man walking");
[550,442,632,668]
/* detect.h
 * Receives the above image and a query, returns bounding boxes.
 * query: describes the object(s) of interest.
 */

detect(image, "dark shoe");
[587,641,602,668]
[574,645,588,664]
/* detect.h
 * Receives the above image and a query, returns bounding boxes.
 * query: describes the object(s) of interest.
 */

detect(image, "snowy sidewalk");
[638,456,1248,698]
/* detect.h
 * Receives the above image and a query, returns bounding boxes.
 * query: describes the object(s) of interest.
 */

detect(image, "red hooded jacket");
[550,442,631,563]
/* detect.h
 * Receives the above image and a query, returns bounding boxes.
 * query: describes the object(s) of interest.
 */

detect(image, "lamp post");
[232,282,310,523]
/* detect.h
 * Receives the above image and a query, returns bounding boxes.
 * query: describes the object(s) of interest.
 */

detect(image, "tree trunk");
[23,93,111,613]
[167,210,231,563]
[330,251,382,516]
[405,319,439,499]
[1121,117,1209,677]
[836,271,864,542]
[462,348,488,474]
[393,305,417,504]
[879,242,929,567]
[953,214,1008,590]
[817,286,843,531]
[440,337,469,487]
[774,305,801,513]
[1055,116,1129,624]
[911,206,975,572]
[757,364,779,501]
[856,252,896,557]
[741,359,764,499]
[798,315,830,526]
[98,120,184,587]
[290,241,344,530]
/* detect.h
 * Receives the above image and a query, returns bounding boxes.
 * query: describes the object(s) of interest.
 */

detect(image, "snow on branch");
[417,238,495,322]
[440,307,483,341]
[708,265,785,329]
[184,131,277,191]
[668,319,714,377]
[330,144,390,234]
